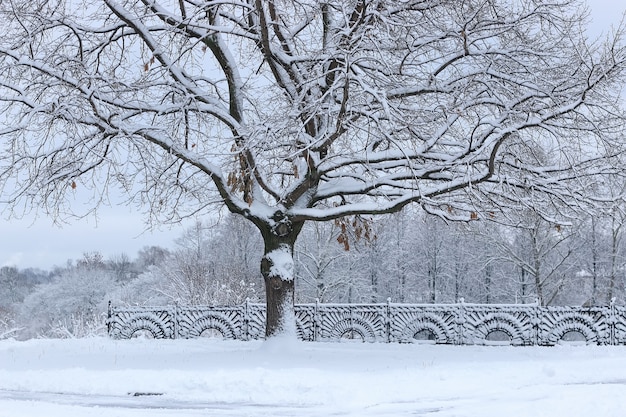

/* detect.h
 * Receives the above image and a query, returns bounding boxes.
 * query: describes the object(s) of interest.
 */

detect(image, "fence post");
[610,298,616,346]
[173,303,179,339]
[243,298,250,341]
[533,300,541,346]
[386,298,391,343]
[314,299,320,342]
[106,300,112,336]
[457,298,465,345]
[349,303,354,339]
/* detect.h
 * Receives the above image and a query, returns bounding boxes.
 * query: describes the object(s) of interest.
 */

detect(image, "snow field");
[0,337,625,416]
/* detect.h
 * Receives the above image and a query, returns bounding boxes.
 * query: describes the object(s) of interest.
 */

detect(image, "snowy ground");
[0,337,625,417]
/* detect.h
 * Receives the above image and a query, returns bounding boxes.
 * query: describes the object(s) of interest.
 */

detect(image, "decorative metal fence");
[107,301,626,345]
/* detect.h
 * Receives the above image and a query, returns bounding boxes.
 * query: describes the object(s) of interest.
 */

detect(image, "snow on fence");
[106,301,626,345]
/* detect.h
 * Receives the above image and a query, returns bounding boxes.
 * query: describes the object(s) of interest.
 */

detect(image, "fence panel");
[107,301,626,345]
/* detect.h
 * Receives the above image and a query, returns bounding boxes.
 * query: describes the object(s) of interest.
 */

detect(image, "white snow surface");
[0,338,625,416]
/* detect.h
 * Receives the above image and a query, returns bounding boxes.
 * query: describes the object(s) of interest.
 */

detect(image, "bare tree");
[107,252,136,282]
[19,258,115,338]
[486,211,579,305]
[158,218,260,305]
[0,0,625,337]
[599,178,626,304]
[573,200,626,305]
[606,207,626,303]
[207,214,263,297]
[136,246,170,270]
[295,221,350,303]
[160,220,216,305]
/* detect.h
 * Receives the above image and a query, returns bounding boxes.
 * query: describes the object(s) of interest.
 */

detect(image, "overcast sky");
[1,1,624,270]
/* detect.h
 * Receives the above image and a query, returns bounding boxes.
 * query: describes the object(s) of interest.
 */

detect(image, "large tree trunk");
[258,217,304,338]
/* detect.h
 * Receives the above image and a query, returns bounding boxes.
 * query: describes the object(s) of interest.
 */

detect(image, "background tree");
[156,218,260,305]
[0,266,26,307]
[597,179,626,304]
[0,266,51,338]
[135,246,171,271]
[606,207,626,303]
[373,212,419,303]
[571,205,626,305]
[0,0,625,337]
[19,252,115,338]
[160,220,216,305]
[482,211,579,306]
[207,214,263,297]
[295,221,351,303]
[107,252,137,283]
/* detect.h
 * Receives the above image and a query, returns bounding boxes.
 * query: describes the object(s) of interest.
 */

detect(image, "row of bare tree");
[2,208,625,339]
[296,208,626,307]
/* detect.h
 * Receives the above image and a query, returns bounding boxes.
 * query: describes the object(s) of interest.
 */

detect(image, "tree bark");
[257,215,304,338]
